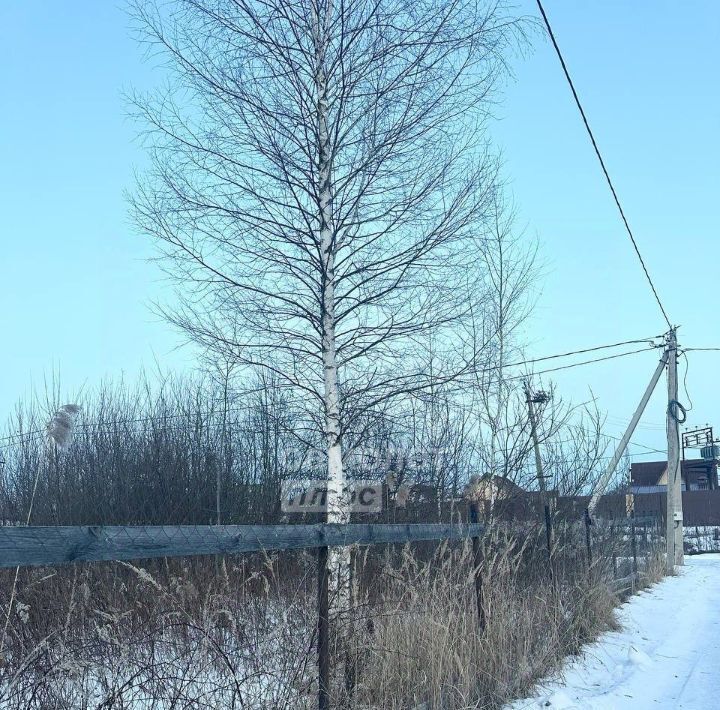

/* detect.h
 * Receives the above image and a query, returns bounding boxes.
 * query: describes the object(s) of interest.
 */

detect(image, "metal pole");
[711,427,716,491]
[611,521,618,578]
[666,329,684,571]
[469,502,486,632]
[317,545,330,710]
[630,510,638,578]
[584,507,593,571]
[588,351,668,514]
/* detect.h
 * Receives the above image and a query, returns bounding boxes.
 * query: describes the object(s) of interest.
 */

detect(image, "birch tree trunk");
[313,0,351,612]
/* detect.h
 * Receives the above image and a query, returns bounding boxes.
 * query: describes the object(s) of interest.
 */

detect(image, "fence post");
[584,508,593,572]
[544,503,554,581]
[343,549,357,706]
[318,545,330,710]
[630,512,638,579]
[469,503,486,632]
[611,522,618,578]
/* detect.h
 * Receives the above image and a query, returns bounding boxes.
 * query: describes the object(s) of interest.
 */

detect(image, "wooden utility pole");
[666,329,684,571]
[526,387,547,503]
[525,383,553,564]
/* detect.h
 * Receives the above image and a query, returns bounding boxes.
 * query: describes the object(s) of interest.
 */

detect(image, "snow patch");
[507,554,720,709]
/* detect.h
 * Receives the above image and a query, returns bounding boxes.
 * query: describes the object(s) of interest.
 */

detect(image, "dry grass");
[350,529,622,709]
[0,555,318,709]
[0,524,664,709]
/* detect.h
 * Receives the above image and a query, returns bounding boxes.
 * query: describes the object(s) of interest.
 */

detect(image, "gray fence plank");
[0,523,485,569]
[609,572,639,592]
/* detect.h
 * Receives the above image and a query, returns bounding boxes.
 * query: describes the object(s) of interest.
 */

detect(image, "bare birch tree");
[543,401,612,497]
[468,195,538,510]
[129,0,524,603]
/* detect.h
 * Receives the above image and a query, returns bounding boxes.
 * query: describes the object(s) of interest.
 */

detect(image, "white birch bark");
[313,0,350,614]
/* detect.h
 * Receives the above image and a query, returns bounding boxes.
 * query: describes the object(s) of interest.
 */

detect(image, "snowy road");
[508,554,720,710]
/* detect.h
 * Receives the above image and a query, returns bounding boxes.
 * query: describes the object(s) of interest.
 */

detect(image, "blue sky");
[0,1,718,458]
[490,0,720,456]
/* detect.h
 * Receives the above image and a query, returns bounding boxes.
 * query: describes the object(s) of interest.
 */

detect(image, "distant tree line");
[0,368,610,527]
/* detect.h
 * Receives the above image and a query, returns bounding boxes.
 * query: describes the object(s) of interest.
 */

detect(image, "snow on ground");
[507,554,720,710]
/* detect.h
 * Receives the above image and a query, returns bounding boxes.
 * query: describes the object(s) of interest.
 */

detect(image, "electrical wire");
[443,344,662,398]
[604,432,666,456]
[506,345,661,381]
[668,400,687,425]
[606,415,666,431]
[552,433,666,456]
[534,0,673,331]
[0,403,292,445]
[681,351,693,412]
[465,339,662,385]
[489,336,661,372]
[0,337,662,446]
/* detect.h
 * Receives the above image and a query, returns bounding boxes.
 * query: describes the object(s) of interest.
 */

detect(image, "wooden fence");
[0,522,484,709]
[0,517,661,708]
[0,522,484,569]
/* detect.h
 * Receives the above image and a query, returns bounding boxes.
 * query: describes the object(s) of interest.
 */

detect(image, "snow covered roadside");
[507,554,720,710]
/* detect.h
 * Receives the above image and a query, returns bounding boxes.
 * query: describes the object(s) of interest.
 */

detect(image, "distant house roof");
[465,475,525,502]
[631,459,717,487]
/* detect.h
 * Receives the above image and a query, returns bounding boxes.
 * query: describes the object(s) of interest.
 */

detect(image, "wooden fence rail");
[0,520,651,709]
[0,523,485,569]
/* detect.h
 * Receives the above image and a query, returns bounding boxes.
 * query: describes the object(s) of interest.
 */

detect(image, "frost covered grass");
[0,524,664,709]
[0,554,318,709]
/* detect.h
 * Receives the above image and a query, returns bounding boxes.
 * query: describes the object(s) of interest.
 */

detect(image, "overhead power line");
[534,0,673,331]
[509,345,661,381]
[604,432,666,456]
[448,340,662,395]
[606,415,666,432]
[0,337,662,446]
[467,336,661,382]
[499,336,660,371]
[0,403,290,446]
